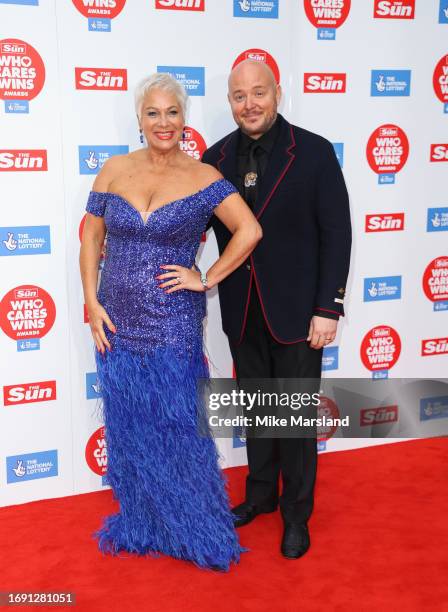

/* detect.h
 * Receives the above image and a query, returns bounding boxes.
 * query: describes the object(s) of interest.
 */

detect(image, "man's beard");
[240,111,277,136]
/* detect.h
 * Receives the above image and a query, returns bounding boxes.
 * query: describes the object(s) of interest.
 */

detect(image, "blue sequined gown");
[85,178,243,570]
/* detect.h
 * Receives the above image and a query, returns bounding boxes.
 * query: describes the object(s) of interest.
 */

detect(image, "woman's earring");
[139,129,144,144]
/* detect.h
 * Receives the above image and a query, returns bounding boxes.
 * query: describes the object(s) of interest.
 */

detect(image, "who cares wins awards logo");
[180,126,206,160]
[304,0,351,40]
[433,54,448,114]
[361,325,401,379]
[72,0,127,32]
[317,396,340,441]
[0,39,45,114]
[366,124,409,184]
[86,426,108,476]
[0,285,56,352]
[422,256,448,312]
[232,49,280,84]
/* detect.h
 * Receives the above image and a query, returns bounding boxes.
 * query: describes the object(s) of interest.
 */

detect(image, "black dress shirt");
[236,114,280,205]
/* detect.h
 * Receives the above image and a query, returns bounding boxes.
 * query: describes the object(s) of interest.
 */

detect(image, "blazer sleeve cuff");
[313,307,341,320]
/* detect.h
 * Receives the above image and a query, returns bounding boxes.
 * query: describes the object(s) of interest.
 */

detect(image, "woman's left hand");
[156,264,205,293]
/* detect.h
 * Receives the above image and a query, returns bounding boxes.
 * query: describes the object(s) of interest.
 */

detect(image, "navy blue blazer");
[202,113,352,344]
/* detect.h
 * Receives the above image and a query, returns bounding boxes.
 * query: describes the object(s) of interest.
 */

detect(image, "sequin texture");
[86,178,236,356]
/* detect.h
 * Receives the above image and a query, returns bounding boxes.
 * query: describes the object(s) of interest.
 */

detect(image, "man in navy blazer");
[203,60,351,559]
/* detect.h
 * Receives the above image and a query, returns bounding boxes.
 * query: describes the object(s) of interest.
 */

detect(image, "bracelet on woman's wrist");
[200,271,209,291]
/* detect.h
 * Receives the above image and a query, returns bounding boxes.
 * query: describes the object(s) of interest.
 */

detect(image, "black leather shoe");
[232,501,277,528]
[281,522,310,559]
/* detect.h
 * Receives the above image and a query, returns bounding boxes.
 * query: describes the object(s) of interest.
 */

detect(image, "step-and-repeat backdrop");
[1,0,446,506]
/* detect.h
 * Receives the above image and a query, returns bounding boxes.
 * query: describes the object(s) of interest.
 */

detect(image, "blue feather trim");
[92,345,246,571]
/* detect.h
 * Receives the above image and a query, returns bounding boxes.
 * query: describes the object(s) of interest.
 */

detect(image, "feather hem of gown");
[92,344,245,571]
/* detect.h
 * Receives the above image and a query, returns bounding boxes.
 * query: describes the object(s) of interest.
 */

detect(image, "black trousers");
[229,285,322,525]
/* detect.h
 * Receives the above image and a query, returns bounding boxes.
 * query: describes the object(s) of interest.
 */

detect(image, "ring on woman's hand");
[176,277,182,284]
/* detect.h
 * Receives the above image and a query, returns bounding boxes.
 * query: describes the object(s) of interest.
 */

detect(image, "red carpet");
[1,438,447,612]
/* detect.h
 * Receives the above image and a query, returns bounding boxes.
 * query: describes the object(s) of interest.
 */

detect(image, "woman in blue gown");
[79,73,261,571]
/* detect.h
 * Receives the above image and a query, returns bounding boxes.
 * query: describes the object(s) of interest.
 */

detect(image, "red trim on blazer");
[315,307,342,316]
[255,125,296,220]
[236,268,254,345]
[244,259,309,345]
[217,136,232,173]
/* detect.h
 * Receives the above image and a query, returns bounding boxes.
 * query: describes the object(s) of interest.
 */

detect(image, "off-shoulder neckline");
[89,177,229,221]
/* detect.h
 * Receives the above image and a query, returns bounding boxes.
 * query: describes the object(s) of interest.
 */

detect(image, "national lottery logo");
[234,0,279,19]
[360,325,401,374]
[439,0,448,23]
[332,143,344,167]
[427,207,448,232]
[232,49,280,84]
[371,70,411,97]
[0,0,39,4]
[0,285,56,344]
[304,0,350,40]
[430,144,448,162]
[157,66,205,96]
[0,149,48,171]
[0,226,51,256]
[6,449,58,484]
[433,54,448,113]
[78,145,129,174]
[322,346,338,370]
[366,124,409,184]
[364,276,402,301]
[179,126,206,160]
[86,372,101,399]
[75,67,127,91]
[304,73,346,93]
[156,0,204,10]
[420,396,448,421]
[365,212,404,232]
[422,257,448,309]
[85,426,107,475]
[3,380,56,406]
[373,0,415,19]
[0,39,45,113]
[421,337,448,357]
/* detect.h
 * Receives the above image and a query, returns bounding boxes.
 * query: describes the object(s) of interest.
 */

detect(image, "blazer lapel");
[253,114,296,219]
[217,129,239,188]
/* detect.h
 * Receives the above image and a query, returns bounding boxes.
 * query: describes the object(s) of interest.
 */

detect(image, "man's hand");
[307,316,337,349]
